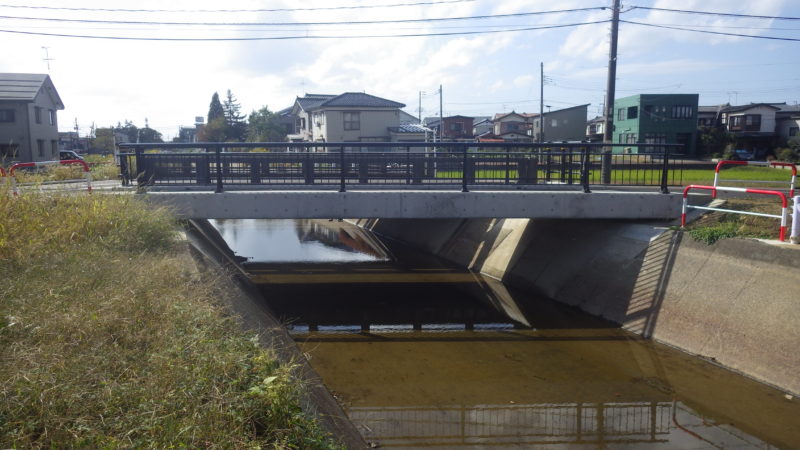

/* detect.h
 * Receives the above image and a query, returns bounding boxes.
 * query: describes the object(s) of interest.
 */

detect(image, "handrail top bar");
[118,141,685,150]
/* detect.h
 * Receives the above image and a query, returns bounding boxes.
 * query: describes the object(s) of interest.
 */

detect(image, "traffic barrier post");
[712,160,796,199]
[9,159,92,195]
[792,196,799,244]
[682,185,789,242]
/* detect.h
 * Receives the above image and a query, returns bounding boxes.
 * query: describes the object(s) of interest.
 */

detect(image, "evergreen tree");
[207,92,225,123]
[246,106,287,142]
[223,90,247,141]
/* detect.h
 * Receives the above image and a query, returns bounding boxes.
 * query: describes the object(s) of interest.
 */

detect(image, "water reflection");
[214,219,799,449]
[210,219,389,262]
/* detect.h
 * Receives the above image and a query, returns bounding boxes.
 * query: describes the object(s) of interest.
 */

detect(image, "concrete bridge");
[120,142,685,220]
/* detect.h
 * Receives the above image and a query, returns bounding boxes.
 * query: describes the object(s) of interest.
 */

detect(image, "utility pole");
[602,0,621,183]
[439,84,443,141]
[418,91,423,123]
[539,62,544,143]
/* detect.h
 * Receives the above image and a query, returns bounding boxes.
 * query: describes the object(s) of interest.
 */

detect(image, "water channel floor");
[212,219,800,449]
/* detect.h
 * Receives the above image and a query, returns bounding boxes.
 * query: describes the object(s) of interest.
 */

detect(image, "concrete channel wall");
[353,218,800,395]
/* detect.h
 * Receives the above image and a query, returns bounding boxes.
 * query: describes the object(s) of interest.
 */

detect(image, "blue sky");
[0,0,797,139]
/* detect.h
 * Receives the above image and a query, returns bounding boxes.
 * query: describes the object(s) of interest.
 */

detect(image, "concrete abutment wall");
[354,218,800,395]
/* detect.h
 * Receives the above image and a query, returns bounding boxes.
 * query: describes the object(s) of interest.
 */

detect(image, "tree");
[697,126,733,157]
[246,106,287,142]
[91,127,116,151]
[198,116,228,142]
[223,90,247,141]
[207,92,225,124]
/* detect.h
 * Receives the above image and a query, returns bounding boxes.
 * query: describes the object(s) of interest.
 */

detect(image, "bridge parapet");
[118,142,686,194]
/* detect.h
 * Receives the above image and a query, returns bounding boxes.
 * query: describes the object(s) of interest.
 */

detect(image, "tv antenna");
[41,46,54,73]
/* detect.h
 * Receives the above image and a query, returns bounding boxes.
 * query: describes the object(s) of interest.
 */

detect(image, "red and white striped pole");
[792,196,799,244]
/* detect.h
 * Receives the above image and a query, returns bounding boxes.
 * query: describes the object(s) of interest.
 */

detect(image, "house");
[287,93,337,142]
[288,92,418,149]
[698,102,800,151]
[585,116,605,142]
[399,110,419,125]
[492,112,531,137]
[612,94,699,155]
[0,73,64,163]
[530,104,590,142]
[472,117,492,137]
[772,103,800,142]
[388,123,431,142]
[439,115,473,140]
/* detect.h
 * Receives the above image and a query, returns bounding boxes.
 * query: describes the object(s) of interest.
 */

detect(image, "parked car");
[59,150,84,161]
[731,149,754,161]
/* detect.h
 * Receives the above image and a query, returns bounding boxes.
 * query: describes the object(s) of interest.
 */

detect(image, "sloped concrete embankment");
[354,218,800,395]
[184,219,367,449]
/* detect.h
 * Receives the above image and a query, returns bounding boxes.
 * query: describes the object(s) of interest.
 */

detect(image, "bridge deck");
[141,189,681,219]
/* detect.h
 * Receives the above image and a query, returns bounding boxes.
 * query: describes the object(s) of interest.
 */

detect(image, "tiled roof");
[317,92,405,109]
[723,103,781,113]
[296,94,336,111]
[388,124,431,133]
[0,73,63,108]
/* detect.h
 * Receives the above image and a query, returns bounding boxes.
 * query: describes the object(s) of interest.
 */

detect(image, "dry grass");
[0,188,340,448]
[684,197,787,244]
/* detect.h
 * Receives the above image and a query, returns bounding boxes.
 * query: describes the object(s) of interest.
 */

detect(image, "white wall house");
[0,73,64,163]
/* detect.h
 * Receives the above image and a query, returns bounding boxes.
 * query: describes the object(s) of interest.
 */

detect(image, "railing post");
[660,147,670,194]
[215,147,223,193]
[119,152,129,186]
[134,148,147,192]
[406,146,411,184]
[339,146,346,193]
[505,147,510,185]
[304,147,314,185]
[462,145,469,193]
[250,157,261,184]
[581,146,591,193]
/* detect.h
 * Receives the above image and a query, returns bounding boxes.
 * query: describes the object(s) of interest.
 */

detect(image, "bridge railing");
[117,142,685,193]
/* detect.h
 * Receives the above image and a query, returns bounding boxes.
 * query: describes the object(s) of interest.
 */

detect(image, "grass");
[0,188,341,448]
[9,154,120,185]
[684,197,785,244]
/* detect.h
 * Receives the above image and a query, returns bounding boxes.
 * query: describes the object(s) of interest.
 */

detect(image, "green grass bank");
[0,188,340,448]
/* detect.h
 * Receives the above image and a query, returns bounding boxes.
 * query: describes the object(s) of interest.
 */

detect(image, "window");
[343,112,360,130]
[0,109,14,122]
[551,119,558,127]
[0,144,19,158]
[51,140,58,156]
[625,133,637,144]
[35,107,42,124]
[671,105,693,119]
[744,114,761,128]
[450,122,463,131]
[37,139,45,157]
[49,109,56,126]
[617,108,626,121]
[627,106,638,119]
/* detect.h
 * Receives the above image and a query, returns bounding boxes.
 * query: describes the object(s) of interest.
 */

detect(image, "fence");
[712,160,796,199]
[681,185,790,241]
[117,142,685,193]
[8,159,92,195]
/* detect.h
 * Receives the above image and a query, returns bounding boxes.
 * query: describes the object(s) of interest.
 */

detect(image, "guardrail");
[118,142,686,193]
[8,159,93,195]
[712,160,797,199]
[681,185,789,241]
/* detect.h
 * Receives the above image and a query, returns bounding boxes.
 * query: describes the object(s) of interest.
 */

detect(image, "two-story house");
[0,73,64,163]
[425,115,474,140]
[287,93,337,142]
[612,94,699,155]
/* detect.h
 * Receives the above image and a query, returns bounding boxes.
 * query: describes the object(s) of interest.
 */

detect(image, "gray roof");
[388,124,430,133]
[316,92,405,109]
[296,94,337,111]
[0,73,64,108]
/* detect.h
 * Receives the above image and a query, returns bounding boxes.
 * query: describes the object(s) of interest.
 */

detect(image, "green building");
[612,94,699,155]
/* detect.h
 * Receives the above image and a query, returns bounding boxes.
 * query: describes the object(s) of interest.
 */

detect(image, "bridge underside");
[141,190,682,220]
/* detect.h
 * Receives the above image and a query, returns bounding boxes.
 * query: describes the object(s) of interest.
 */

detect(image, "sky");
[0,0,798,140]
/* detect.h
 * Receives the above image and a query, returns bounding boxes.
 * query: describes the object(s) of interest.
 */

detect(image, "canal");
[211,219,799,449]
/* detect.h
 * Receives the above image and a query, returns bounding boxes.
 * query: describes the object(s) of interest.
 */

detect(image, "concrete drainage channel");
[353,217,800,396]
[183,219,368,449]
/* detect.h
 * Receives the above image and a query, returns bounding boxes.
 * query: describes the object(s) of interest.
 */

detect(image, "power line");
[0,7,607,27]
[0,20,610,41]
[628,5,800,21]
[621,20,800,42]
[0,0,477,14]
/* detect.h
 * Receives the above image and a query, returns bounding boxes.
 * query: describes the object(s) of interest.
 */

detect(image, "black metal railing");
[118,142,685,193]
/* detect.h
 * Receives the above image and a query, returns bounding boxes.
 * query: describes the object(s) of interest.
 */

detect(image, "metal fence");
[118,142,685,193]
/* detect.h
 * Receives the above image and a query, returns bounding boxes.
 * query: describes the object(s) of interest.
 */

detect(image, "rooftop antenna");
[41,46,54,73]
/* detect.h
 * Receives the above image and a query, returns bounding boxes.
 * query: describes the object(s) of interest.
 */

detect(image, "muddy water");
[212,219,800,449]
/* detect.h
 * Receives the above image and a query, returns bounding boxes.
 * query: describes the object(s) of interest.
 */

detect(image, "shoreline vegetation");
[0,188,340,448]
